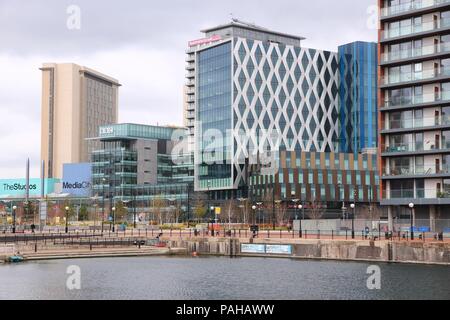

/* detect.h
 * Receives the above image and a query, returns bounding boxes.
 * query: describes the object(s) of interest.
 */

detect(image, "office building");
[339,41,378,154]
[90,123,194,214]
[379,0,450,230]
[186,20,341,198]
[40,63,120,179]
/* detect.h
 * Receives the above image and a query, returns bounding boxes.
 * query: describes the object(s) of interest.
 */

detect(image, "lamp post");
[251,205,257,237]
[210,206,215,236]
[101,177,106,233]
[112,206,116,233]
[291,191,299,221]
[408,203,414,240]
[298,204,303,238]
[350,203,355,239]
[65,206,69,233]
[12,205,17,234]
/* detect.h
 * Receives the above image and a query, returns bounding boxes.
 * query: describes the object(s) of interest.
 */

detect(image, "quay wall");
[164,237,450,265]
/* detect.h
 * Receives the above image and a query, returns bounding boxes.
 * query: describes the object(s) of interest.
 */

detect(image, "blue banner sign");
[240,244,266,254]
[62,163,92,197]
[0,178,58,198]
[240,244,293,255]
[265,244,292,255]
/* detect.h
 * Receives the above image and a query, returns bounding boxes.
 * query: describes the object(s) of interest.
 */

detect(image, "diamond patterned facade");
[231,38,340,191]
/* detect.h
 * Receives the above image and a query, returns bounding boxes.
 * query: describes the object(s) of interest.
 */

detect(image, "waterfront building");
[339,41,378,154]
[90,123,194,217]
[249,150,380,218]
[40,63,120,179]
[186,20,341,199]
[185,21,380,211]
[379,0,450,229]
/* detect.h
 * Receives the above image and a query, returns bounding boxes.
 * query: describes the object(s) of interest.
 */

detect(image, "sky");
[0,0,377,179]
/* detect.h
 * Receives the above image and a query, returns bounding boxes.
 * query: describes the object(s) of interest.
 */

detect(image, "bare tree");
[275,203,287,226]
[152,195,166,226]
[307,201,325,220]
[193,200,207,223]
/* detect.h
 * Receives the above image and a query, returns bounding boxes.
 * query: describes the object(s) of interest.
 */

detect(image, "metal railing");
[382,140,450,153]
[385,115,450,130]
[385,188,450,199]
[382,18,450,40]
[382,91,450,108]
[381,0,450,18]
[381,66,450,86]
[382,42,450,63]
[383,165,450,176]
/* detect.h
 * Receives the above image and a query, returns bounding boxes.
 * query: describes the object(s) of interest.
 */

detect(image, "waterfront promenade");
[1,226,449,265]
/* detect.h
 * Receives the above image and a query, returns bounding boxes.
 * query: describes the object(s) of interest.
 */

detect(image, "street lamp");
[101,177,106,233]
[65,206,69,233]
[298,204,303,238]
[112,206,116,232]
[350,203,355,239]
[408,203,414,240]
[12,205,17,234]
[209,206,217,237]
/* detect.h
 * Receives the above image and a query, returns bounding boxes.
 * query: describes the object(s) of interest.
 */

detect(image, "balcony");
[186,55,195,63]
[382,140,450,155]
[381,0,450,18]
[186,87,195,95]
[186,111,195,119]
[186,63,195,71]
[380,66,450,87]
[381,43,450,64]
[382,188,450,205]
[381,17,450,41]
[383,115,450,132]
[381,91,450,110]
[186,71,195,78]
[383,165,450,177]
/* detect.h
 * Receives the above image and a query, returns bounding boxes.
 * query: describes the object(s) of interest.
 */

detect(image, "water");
[0,257,448,300]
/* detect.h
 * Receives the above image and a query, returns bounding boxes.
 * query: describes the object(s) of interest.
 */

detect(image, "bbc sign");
[62,163,92,197]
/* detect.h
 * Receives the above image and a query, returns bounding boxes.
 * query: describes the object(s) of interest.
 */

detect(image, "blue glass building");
[338,41,378,154]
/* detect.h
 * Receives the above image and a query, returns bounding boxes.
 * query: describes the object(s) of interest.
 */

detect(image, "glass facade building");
[339,42,378,154]
[188,22,342,198]
[196,42,233,191]
[91,123,194,215]
[249,150,379,206]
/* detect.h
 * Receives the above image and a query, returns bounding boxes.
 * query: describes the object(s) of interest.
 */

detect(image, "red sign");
[188,35,222,47]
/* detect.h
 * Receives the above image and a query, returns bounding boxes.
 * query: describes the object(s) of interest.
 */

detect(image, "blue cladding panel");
[338,41,378,154]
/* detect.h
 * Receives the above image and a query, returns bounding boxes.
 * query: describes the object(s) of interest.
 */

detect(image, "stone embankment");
[164,236,450,265]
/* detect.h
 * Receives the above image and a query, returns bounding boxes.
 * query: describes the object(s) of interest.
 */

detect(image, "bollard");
[267,230,270,238]
[332,230,334,240]
[346,230,348,240]
[318,230,320,239]
[35,243,37,253]
[90,244,92,251]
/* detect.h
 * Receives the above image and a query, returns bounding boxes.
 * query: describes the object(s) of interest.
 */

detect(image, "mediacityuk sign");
[188,35,221,47]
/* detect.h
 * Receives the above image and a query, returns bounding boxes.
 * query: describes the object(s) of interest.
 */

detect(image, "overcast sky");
[0,0,377,179]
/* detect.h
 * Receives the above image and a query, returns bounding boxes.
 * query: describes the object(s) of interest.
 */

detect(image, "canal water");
[0,257,448,300]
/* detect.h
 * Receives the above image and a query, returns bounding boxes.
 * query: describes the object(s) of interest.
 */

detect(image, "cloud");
[0,0,377,179]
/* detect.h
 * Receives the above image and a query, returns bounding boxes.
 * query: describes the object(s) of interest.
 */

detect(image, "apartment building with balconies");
[379,0,450,230]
